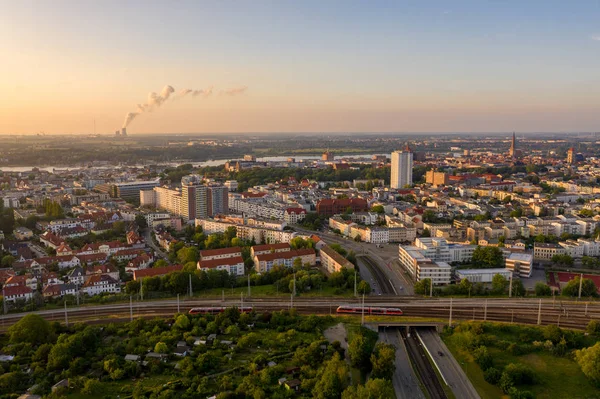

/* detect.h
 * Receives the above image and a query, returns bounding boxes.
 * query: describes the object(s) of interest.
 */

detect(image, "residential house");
[82,274,121,296]
[253,248,316,273]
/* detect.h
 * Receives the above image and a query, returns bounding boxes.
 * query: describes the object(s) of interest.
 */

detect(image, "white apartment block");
[197,257,245,276]
[229,197,286,220]
[388,226,417,243]
[414,237,475,263]
[577,238,600,257]
[398,245,451,285]
[533,243,565,260]
[390,149,413,189]
[47,219,86,234]
[559,241,585,258]
[505,253,533,278]
[320,245,355,274]
[82,275,121,296]
[195,219,296,244]
[253,249,316,273]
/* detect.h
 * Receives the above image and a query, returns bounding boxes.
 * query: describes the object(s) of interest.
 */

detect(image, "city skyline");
[2,1,600,134]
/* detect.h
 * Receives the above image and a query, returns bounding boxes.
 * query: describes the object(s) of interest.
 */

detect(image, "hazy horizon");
[1,1,599,135]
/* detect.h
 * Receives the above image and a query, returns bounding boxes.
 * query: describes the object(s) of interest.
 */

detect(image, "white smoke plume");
[221,86,248,96]
[122,85,175,128]
[122,84,246,128]
[177,87,214,98]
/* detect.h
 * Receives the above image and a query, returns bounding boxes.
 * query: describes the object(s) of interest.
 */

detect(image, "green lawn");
[442,324,600,399]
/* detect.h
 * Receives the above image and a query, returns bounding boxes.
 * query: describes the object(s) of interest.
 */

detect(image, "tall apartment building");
[390,145,413,189]
[141,181,226,221]
[207,186,229,216]
[182,184,207,220]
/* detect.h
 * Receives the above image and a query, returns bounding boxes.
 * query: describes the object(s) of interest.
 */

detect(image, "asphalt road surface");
[380,328,426,399]
[417,328,480,399]
[294,226,414,294]
[142,228,169,260]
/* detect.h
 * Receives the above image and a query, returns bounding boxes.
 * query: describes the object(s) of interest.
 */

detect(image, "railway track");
[1,298,598,332]
[401,328,448,399]
[360,255,396,294]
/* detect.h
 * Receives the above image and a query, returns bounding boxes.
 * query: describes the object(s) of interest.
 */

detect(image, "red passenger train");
[336,305,403,316]
[188,306,253,315]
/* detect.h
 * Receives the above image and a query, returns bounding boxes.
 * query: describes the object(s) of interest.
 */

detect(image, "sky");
[1,0,599,134]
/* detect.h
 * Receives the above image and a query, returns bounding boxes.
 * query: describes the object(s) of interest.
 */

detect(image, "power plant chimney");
[121,127,127,137]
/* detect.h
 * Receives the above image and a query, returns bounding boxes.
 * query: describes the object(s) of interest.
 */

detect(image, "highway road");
[294,226,414,294]
[417,328,479,399]
[402,327,448,399]
[380,328,426,399]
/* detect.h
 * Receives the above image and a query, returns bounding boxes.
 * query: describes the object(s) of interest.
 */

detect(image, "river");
[0,153,388,173]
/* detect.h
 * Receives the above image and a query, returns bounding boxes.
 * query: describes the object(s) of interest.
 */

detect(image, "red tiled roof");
[200,246,243,258]
[76,253,108,263]
[133,265,183,280]
[198,256,245,269]
[251,243,291,252]
[114,248,144,256]
[83,274,118,287]
[2,285,33,296]
[255,248,315,262]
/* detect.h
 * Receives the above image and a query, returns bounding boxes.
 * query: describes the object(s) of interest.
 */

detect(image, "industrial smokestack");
[121,128,127,136]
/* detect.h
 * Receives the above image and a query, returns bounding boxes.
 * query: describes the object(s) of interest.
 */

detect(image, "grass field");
[442,323,600,399]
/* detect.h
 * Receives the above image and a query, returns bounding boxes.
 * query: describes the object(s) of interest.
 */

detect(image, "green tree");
[458,278,473,296]
[341,378,394,399]
[370,343,396,380]
[472,246,504,268]
[174,314,191,330]
[370,205,385,214]
[551,254,574,266]
[8,314,52,345]
[154,259,169,268]
[491,274,509,294]
[575,342,600,383]
[1,255,14,267]
[562,277,598,298]
[534,282,552,296]
[512,278,526,297]
[357,280,371,295]
[81,379,101,395]
[135,214,148,228]
[587,320,600,335]
[414,278,431,295]
[348,331,375,371]
[154,342,168,353]
[177,246,199,264]
[313,352,349,399]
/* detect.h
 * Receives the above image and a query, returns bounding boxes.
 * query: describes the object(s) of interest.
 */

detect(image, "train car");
[336,306,403,316]
[336,305,363,314]
[371,307,403,315]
